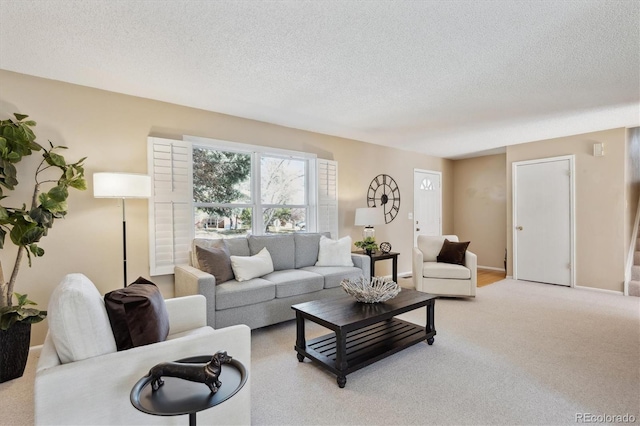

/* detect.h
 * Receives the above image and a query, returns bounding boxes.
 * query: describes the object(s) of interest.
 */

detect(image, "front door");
[513,156,574,286]
[413,170,442,246]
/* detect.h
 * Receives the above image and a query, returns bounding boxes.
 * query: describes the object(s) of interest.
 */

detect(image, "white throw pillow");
[230,247,275,282]
[315,236,354,267]
[48,273,117,364]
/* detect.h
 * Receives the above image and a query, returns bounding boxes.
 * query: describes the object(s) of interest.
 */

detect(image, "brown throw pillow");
[104,277,170,351]
[196,244,234,284]
[437,239,470,265]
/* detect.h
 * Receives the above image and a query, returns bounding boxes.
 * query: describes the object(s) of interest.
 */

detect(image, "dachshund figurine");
[148,351,232,393]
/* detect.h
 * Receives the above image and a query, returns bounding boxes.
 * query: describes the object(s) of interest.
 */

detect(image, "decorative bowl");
[340,277,401,303]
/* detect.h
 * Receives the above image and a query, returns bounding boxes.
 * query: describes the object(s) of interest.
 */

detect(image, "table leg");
[426,299,436,345]
[295,312,306,361]
[370,257,375,279]
[189,412,196,426]
[392,255,398,283]
[335,330,348,388]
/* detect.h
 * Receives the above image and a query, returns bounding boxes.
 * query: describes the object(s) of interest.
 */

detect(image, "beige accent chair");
[412,235,477,297]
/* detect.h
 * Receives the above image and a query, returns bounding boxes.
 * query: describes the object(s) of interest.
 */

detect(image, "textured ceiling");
[0,0,638,159]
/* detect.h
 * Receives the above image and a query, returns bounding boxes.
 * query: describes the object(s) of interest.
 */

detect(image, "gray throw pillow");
[196,245,235,284]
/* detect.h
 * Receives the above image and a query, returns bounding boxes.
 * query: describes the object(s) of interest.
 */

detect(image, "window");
[148,136,337,276]
[191,141,314,239]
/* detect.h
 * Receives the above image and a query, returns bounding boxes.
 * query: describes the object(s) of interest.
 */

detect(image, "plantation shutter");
[148,137,193,276]
[317,159,338,238]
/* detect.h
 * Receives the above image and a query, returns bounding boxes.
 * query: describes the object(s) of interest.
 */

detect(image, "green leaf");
[9,222,44,246]
[0,228,5,248]
[67,177,87,190]
[0,206,8,221]
[45,152,66,167]
[29,243,45,257]
[48,185,68,202]
[13,113,28,121]
[29,207,54,228]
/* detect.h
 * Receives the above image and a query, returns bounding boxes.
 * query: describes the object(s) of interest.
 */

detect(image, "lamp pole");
[122,198,128,287]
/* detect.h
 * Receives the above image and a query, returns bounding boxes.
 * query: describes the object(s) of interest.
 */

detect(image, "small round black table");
[130,355,247,426]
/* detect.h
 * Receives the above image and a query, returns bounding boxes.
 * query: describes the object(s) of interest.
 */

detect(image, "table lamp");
[354,207,384,239]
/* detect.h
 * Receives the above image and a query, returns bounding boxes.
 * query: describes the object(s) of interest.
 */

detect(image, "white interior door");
[513,156,574,286]
[414,170,442,246]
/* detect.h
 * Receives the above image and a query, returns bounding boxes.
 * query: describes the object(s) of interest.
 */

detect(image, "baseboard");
[506,275,513,279]
[574,285,624,296]
[381,271,412,280]
[478,265,506,272]
[29,344,43,352]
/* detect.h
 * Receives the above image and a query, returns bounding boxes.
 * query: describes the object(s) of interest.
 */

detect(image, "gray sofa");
[175,233,370,329]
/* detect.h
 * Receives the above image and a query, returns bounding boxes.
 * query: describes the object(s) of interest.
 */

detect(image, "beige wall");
[625,128,640,260]
[506,128,627,292]
[0,70,452,345]
[452,154,507,269]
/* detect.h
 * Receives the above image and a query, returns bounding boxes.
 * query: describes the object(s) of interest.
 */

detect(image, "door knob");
[416,228,420,231]
[516,226,523,231]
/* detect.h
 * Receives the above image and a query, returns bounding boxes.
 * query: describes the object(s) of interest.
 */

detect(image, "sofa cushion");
[294,232,330,268]
[301,266,364,289]
[248,235,295,270]
[422,262,471,280]
[224,237,251,256]
[262,269,324,298]
[316,236,354,267]
[48,273,117,363]
[417,235,459,262]
[215,278,276,310]
[437,239,470,265]
[230,247,275,282]
[195,244,234,284]
[104,277,170,351]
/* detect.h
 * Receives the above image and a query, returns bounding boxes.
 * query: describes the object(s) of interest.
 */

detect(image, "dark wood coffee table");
[291,289,436,388]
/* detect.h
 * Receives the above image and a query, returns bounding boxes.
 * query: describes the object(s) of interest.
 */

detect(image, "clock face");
[367,174,400,224]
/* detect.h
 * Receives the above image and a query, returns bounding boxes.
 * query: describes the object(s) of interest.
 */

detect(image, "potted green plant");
[354,236,378,255]
[0,113,86,382]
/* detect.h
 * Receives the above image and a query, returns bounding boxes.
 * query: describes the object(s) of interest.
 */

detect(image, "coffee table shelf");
[303,318,430,376]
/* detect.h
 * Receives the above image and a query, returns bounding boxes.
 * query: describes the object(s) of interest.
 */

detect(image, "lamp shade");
[354,207,384,226]
[93,173,151,198]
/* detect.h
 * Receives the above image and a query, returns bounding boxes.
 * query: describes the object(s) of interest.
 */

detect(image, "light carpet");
[2,279,639,425]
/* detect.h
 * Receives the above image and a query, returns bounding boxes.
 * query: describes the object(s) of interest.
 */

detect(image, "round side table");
[130,355,247,426]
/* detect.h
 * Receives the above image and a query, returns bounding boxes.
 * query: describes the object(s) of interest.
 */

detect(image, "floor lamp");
[93,172,151,287]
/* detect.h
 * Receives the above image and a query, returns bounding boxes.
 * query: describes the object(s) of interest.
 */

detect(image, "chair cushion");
[261,269,324,298]
[422,262,471,280]
[104,277,170,351]
[316,236,354,267]
[417,235,459,262]
[48,273,117,363]
[437,239,470,265]
[230,247,275,281]
[248,235,295,270]
[215,278,276,310]
[196,244,234,284]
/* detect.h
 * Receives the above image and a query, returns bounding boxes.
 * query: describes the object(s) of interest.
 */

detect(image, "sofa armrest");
[412,247,424,291]
[464,250,478,296]
[165,294,207,335]
[35,325,251,426]
[175,264,217,328]
[351,253,371,280]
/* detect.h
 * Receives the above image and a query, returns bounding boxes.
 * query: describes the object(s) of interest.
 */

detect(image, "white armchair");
[35,273,251,425]
[412,235,477,297]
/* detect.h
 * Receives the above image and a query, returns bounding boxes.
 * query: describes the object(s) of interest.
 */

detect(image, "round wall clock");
[367,174,400,224]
